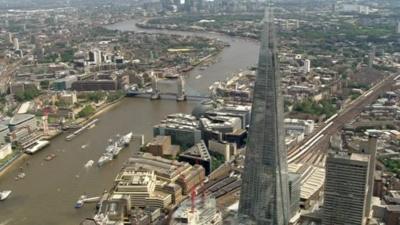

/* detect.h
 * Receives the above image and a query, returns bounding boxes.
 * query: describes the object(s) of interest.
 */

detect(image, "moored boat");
[0,190,12,201]
[25,140,50,154]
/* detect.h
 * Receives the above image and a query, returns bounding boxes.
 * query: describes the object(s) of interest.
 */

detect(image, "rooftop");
[329,149,370,162]
[9,114,35,126]
[180,140,211,161]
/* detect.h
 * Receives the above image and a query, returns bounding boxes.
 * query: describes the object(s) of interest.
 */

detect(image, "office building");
[171,194,223,225]
[200,115,246,147]
[8,114,37,132]
[71,80,118,91]
[322,151,370,225]
[52,76,78,90]
[144,135,180,158]
[304,59,311,73]
[359,135,378,217]
[13,37,19,50]
[383,205,400,225]
[208,139,237,162]
[0,143,12,160]
[0,124,9,145]
[58,92,78,106]
[153,113,202,150]
[238,6,290,225]
[126,153,205,195]
[113,171,172,209]
[89,49,102,65]
[288,173,301,218]
[397,21,400,34]
[8,32,13,43]
[179,140,212,175]
[284,118,315,135]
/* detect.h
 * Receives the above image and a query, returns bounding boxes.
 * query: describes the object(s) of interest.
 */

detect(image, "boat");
[112,146,123,157]
[97,153,113,167]
[0,190,12,201]
[44,153,56,161]
[84,160,94,168]
[75,194,100,209]
[98,132,133,164]
[126,85,144,97]
[65,119,99,141]
[113,132,133,156]
[195,74,202,79]
[105,142,116,154]
[117,132,133,148]
[165,73,180,79]
[75,195,87,208]
[15,172,26,181]
[179,66,193,72]
[25,140,50,154]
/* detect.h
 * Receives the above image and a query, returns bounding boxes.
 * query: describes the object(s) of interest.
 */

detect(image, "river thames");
[0,20,259,225]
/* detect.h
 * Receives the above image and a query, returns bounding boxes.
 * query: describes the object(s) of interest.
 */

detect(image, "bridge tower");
[150,71,160,100]
[176,76,187,101]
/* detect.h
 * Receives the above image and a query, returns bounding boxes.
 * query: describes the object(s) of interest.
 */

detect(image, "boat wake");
[0,219,13,225]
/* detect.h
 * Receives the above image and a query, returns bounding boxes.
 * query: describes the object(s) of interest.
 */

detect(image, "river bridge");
[132,92,210,101]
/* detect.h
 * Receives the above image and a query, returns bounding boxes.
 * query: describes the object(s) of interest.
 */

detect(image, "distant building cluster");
[161,0,266,13]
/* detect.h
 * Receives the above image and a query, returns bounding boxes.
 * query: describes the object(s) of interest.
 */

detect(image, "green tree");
[60,49,75,62]
[294,98,337,117]
[85,91,105,103]
[14,87,41,102]
[107,91,124,103]
[77,105,95,118]
[40,80,50,89]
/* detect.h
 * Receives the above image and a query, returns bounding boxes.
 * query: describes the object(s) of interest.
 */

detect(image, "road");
[287,74,396,167]
[0,58,25,93]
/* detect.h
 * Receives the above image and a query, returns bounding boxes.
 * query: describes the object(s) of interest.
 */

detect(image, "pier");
[65,119,99,141]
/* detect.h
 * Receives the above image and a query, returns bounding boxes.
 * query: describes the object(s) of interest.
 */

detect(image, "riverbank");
[136,19,260,42]
[81,97,125,125]
[0,153,28,178]
[0,97,125,178]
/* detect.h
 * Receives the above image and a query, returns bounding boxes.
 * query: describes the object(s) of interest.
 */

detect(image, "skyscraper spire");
[238,3,290,225]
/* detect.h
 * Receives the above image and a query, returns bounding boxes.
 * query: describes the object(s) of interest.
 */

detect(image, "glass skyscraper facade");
[238,6,290,225]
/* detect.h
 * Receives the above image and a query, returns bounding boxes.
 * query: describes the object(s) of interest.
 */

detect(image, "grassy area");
[210,152,225,171]
[293,98,337,118]
[106,91,125,103]
[382,158,400,174]
[77,105,95,118]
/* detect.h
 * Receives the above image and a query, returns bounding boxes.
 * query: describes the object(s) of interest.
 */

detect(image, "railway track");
[288,74,396,166]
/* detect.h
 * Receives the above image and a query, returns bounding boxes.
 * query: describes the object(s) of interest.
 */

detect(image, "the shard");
[238,4,290,225]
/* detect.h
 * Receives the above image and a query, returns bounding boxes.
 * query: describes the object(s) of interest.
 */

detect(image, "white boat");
[75,195,87,208]
[97,153,113,167]
[117,132,133,148]
[18,172,25,179]
[84,160,94,168]
[0,190,12,201]
[112,146,123,157]
[113,132,133,156]
[105,143,116,154]
[25,140,50,154]
[195,74,202,79]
